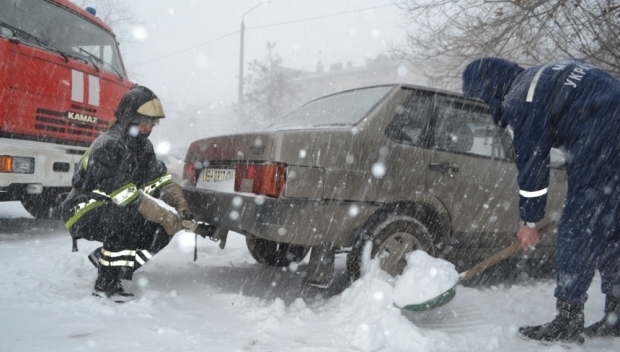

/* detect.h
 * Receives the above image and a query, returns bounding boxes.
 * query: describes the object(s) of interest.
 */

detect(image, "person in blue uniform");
[462,58,620,344]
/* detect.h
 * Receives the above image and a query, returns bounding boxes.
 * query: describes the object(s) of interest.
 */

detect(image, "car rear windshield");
[267,85,395,130]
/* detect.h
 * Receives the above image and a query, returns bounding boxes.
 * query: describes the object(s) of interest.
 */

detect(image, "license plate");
[203,168,235,182]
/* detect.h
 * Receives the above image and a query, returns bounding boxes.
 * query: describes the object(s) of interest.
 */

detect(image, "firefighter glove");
[137,196,187,236]
[160,182,191,218]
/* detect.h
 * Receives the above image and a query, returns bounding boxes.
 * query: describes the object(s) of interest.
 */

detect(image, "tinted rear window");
[267,86,395,130]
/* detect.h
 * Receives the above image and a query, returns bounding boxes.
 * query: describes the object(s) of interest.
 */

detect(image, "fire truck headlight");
[0,156,35,174]
[13,157,35,173]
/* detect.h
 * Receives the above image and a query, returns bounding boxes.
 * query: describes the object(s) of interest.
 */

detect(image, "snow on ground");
[1,201,620,352]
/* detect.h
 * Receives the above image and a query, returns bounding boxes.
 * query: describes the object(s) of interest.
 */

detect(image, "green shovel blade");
[396,284,457,312]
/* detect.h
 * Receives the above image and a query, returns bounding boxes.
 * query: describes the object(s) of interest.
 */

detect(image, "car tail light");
[182,163,197,186]
[234,163,286,197]
[0,156,35,174]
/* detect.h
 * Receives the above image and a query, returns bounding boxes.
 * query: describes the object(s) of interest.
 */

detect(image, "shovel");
[399,221,557,312]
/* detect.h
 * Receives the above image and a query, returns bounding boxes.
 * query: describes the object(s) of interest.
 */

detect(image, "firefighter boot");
[517,300,584,345]
[92,265,134,303]
[584,295,620,338]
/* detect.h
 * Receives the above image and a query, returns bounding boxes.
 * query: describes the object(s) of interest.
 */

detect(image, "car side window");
[432,97,506,159]
[385,91,433,146]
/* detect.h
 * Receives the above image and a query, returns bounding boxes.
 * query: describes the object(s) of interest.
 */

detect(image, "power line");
[136,31,239,65]
[134,3,397,66]
[248,3,396,30]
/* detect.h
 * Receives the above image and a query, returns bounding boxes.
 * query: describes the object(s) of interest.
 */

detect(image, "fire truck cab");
[0,0,134,218]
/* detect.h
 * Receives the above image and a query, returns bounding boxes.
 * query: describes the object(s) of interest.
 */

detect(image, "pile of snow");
[310,247,458,351]
[324,254,431,351]
[393,251,459,307]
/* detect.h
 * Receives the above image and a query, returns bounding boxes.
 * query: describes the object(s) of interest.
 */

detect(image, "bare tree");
[72,0,139,45]
[243,42,304,126]
[391,0,620,89]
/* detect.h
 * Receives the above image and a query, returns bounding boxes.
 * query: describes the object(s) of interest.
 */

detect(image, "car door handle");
[428,162,459,174]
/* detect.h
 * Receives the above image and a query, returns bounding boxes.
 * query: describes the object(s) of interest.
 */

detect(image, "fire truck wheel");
[21,195,55,219]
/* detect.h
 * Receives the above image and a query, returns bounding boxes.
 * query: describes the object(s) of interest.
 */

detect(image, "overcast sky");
[120,0,408,106]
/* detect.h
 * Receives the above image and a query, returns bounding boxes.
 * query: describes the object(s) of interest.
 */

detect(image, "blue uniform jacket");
[464,58,620,223]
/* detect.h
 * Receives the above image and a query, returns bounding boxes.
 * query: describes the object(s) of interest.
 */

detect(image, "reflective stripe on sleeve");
[519,188,548,198]
[143,174,174,195]
[80,147,91,170]
[94,183,140,207]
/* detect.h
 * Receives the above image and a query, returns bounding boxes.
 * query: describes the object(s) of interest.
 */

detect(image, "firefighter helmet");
[113,85,165,127]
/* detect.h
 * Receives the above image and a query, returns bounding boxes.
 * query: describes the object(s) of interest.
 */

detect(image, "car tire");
[346,214,436,282]
[246,235,310,267]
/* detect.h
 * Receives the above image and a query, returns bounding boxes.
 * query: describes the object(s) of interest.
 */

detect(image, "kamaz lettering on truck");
[0,0,134,217]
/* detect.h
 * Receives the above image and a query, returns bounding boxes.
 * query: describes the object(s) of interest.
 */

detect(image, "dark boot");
[584,295,620,338]
[111,280,135,302]
[517,300,585,345]
[88,247,102,269]
[92,265,134,303]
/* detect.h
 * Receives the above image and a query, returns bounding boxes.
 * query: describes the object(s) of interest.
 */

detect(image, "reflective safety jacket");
[62,123,173,229]
[464,58,620,223]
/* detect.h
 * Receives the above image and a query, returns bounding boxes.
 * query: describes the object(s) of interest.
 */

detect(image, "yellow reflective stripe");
[80,147,91,170]
[143,174,173,195]
[95,183,140,207]
[65,199,105,229]
[109,183,139,206]
[101,249,136,257]
[98,258,135,267]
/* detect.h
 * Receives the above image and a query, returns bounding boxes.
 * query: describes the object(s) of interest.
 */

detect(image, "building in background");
[290,54,429,105]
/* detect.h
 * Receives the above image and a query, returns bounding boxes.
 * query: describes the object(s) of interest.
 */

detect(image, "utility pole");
[238,1,269,115]
[238,19,246,109]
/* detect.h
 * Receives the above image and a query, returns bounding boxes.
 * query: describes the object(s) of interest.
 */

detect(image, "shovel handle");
[458,221,557,284]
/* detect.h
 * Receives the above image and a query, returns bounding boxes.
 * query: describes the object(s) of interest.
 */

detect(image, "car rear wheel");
[346,215,436,281]
[246,235,310,267]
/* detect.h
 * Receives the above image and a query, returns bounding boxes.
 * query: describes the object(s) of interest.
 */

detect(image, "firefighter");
[462,58,620,344]
[61,85,215,303]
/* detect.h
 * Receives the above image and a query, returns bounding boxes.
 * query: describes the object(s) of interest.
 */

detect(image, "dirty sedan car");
[182,84,567,281]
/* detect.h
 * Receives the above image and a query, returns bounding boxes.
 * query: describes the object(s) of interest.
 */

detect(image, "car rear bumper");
[183,187,379,247]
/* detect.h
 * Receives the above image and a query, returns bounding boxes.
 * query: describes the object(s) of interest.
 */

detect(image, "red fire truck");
[0,0,134,218]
